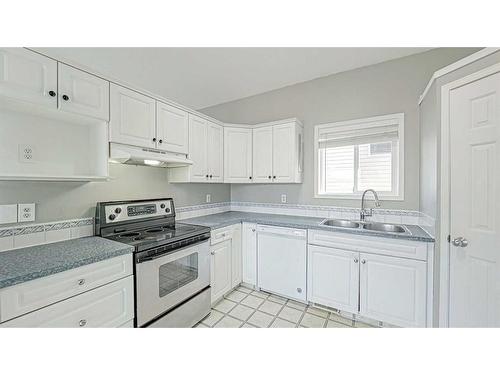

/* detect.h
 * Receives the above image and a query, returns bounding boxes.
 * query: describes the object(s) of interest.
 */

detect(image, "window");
[315,113,404,199]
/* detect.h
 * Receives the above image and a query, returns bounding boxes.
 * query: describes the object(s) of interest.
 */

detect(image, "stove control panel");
[104,199,173,224]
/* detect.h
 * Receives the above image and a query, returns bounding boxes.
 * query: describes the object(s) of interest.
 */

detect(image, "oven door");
[135,240,210,327]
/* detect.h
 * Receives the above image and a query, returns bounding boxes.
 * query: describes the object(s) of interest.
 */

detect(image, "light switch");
[0,204,18,224]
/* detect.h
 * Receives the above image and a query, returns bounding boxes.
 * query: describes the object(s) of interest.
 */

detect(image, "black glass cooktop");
[107,223,209,251]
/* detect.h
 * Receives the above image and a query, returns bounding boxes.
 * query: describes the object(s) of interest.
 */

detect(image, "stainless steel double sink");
[320,219,409,234]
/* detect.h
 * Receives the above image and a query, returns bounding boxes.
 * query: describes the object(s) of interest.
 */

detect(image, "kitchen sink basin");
[362,222,407,233]
[320,219,360,229]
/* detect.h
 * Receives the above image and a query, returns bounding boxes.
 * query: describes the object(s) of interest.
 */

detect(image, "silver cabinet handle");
[252,229,256,232]
[297,288,302,293]
[354,259,359,263]
[452,237,469,248]
[79,319,87,327]
[361,260,366,264]
[211,251,215,255]
[77,279,85,286]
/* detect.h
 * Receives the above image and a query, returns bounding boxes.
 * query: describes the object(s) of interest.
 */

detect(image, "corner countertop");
[0,237,134,290]
[179,211,434,243]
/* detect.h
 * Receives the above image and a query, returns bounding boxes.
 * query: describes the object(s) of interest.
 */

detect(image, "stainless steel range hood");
[109,143,193,168]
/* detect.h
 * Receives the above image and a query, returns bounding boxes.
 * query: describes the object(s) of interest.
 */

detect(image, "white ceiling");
[35,47,431,109]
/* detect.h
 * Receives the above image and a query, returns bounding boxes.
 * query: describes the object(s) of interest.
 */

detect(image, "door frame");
[438,62,500,327]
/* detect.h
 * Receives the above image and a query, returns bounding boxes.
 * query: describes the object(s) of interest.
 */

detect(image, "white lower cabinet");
[359,252,427,328]
[209,224,243,304]
[1,276,134,328]
[308,245,359,314]
[241,222,257,286]
[231,224,242,288]
[210,240,232,303]
[307,230,432,327]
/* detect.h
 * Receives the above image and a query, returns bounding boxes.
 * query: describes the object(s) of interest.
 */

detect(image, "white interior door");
[252,126,273,183]
[449,71,500,327]
[188,115,208,182]
[0,48,57,108]
[207,122,224,182]
[58,63,110,121]
[156,101,188,154]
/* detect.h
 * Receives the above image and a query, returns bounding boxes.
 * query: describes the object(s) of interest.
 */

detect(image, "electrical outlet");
[18,203,35,222]
[206,194,211,203]
[19,144,36,163]
[281,194,287,203]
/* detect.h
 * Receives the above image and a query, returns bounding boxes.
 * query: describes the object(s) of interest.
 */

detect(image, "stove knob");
[160,203,166,209]
[109,214,116,221]
[115,207,122,214]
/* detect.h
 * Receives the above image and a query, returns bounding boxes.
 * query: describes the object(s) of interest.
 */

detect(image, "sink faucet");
[360,189,381,221]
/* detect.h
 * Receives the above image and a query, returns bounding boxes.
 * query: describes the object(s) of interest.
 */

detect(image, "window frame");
[314,113,405,201]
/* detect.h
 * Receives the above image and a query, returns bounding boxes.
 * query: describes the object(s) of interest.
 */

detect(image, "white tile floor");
[195,286,376,328]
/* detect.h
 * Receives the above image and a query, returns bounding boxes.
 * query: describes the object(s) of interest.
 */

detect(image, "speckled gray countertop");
[179,211,434,243]
[0,237,134,290]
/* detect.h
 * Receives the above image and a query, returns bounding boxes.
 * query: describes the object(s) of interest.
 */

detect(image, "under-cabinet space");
[0,105,108,181]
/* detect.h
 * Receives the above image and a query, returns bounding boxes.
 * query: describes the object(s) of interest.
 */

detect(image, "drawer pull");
[77,279,86,286]
[79,319,87,327]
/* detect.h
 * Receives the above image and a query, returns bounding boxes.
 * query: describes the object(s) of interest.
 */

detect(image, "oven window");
[158,253,198,297]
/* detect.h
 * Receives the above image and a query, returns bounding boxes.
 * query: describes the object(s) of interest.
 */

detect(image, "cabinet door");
[109,84,156,148]
[252,126,273,183]
[231,225,242,288]
[210,240,232,303]
[272,123,295,183]
[188,114,208,182]
[156,101,188,154]
[224,127,253,183]
[241,222,257,286]
[359,253,427,327]
[307,245,359,314]
[0,48,57,108]
[1,276,134,328]
[207,122,224,183]
[58,63,110,121]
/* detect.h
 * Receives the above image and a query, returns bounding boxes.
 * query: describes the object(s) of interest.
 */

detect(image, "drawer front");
[0,254,133,322]
[211,224,238,245]
[1,276,134,328]
[308,230,428,261]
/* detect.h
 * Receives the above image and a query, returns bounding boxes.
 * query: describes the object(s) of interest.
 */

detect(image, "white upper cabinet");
[58,63,110,121]
[156,101,189,154]
[248,120,303,184]
[207,122,224,182]
[109,84,156,148]
[272,122,298,183]
[188,114,208,182]
[252,126,273,183]
[0,48,57,108]
[224,127,253,183]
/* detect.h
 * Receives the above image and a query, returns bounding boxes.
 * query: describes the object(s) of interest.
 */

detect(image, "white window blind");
[315,113,404,199]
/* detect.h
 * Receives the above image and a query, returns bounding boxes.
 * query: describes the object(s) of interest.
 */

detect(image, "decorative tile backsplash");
[0,201,435,253]
[0,218,94,253]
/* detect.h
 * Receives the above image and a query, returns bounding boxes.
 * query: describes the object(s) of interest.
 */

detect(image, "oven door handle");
[136,252,170,263]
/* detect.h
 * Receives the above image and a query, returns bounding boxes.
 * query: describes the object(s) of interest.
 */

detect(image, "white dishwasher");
[257,225,307,302]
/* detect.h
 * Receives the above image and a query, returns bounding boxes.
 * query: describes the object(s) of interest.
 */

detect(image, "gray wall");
[0,164,230,224]
[202,48,480,210]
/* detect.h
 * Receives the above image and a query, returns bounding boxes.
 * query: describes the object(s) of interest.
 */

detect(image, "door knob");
[48,90,56,97]
[452,237,469,247]
[354,258,359,263]
[297,288,302,293]
[62,94,69,101]
[361,260,366,264]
